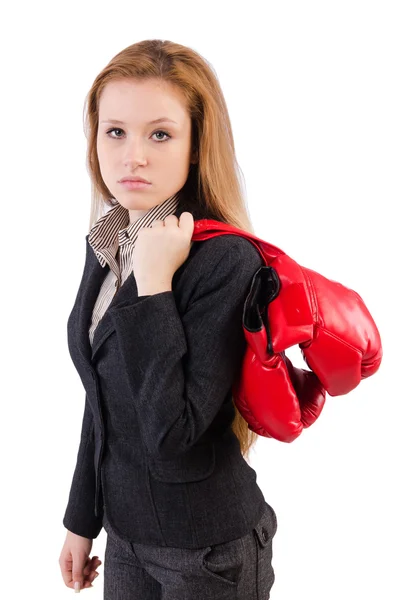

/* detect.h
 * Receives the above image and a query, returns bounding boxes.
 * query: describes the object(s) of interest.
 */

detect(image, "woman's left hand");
[133,212,195,285]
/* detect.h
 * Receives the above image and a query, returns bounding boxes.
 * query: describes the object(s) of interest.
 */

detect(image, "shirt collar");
[88,193,180,267]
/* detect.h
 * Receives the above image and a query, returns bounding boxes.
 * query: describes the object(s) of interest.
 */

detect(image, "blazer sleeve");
[107,237,263,460]
[62,395,103,539]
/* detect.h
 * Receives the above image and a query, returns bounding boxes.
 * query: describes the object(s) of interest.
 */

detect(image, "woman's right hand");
[59,530,102,591]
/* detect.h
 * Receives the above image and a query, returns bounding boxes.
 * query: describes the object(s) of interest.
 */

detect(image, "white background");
[1,1,395,598]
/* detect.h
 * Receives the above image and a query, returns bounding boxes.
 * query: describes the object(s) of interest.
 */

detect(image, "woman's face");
[97,77,196,222]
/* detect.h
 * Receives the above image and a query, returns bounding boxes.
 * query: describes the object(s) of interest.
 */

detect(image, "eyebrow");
[100,117,178,125]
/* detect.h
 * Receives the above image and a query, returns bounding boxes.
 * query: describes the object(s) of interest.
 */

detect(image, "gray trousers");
[102,504,277,599]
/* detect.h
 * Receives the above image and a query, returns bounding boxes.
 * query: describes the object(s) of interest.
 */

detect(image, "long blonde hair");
[82,39,260,462]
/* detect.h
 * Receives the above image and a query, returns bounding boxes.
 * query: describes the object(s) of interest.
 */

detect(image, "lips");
[119,177,150,184]
[119,180,151,190]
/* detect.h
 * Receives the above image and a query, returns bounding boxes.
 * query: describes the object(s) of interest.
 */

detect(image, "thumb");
[72,553,87,593]
[179,211,195,239]
[179,211,195,228]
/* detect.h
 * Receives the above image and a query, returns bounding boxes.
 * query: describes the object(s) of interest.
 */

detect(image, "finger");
[72,552,89,591]
[84,565,101,581]
[81,555,92,576]
[64,575,93,591]
[179,211,194,222]
[178,211,195,233]
[84,556,102,581]
[60,555,74,587]
[70,574,94,591]
[87,569,100,584]
[163,215,179,224]
[60,556,96,590]
[81,581,94,589]
[83,556,102,575]
[75,562,97,591]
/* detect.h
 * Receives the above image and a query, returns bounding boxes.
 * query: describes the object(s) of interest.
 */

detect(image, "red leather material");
[232,348,326,443]
[266,259,382,395]
[192,219,383,441]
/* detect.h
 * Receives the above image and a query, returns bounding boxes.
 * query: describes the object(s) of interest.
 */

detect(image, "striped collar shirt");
[87,193,180,346]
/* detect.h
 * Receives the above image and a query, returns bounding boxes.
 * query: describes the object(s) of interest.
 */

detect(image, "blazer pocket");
[148,442,216,483]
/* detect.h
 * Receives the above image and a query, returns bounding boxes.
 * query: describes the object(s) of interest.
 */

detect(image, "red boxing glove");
[233,339,326,443]
[262,257,383,396]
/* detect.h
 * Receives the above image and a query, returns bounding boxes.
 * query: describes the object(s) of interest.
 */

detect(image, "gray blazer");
[63,204,269,548]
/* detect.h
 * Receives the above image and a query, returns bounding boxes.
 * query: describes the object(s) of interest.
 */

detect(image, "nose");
[122,136,148,165]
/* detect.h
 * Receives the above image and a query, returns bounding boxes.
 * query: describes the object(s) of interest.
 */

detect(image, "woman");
[58,39,278,599]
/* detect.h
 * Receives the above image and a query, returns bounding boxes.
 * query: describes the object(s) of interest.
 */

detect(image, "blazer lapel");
[71,234,141,368]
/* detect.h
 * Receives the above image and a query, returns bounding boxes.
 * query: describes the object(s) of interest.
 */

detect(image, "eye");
[105,128,171,143]
[106,127,124,139]
[151,130,171,142]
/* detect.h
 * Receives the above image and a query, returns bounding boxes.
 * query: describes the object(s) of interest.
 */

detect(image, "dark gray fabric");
[63,217,274,548]
[103,506,277,599]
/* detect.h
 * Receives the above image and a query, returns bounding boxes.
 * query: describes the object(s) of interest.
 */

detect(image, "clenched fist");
[133,212,195,286]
